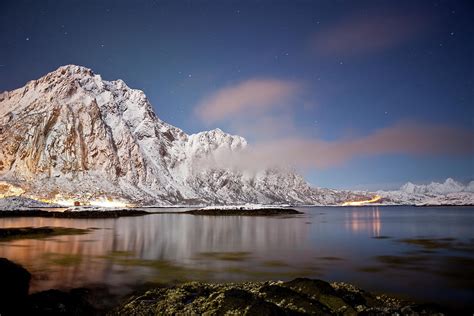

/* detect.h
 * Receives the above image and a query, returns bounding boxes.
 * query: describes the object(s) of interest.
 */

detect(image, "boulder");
[0,257,31,314]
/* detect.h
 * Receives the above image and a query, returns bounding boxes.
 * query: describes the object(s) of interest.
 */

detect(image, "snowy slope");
[0,196,58,210]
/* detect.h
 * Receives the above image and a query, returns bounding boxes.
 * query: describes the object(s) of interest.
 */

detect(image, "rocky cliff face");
[0,65,364,205]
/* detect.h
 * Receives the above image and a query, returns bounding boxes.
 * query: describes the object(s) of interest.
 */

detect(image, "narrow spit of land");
[0,207,303,218]
[184,208,303,216]
[0,226,91,241]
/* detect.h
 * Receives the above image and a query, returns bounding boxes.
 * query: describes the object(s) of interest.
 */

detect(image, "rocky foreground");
[0,257,452,316]
[112,279,447,316]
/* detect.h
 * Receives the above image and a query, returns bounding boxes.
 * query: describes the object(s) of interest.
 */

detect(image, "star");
[188,74,192,78]
[25,37,30,41]
[450,32,454,36]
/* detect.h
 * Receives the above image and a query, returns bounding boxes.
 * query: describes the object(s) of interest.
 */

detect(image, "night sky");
[1,0,473,190]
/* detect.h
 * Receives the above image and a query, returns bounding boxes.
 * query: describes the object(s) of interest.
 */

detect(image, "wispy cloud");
[193,79,472,173]
[193,122,474,172]
[310,11,430,57]
[195,79,301,124]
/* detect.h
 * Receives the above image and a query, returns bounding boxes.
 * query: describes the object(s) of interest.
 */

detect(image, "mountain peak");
[399,178,466,195]
[51,64,95,78]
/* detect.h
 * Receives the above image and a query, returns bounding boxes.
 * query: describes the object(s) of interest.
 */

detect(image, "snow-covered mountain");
[0,65,365,206]
[378,178,474,205]
[1,65,472,206]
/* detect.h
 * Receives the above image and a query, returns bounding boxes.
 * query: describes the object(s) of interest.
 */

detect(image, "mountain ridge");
[0,65,367,205]
[0,65,472,206]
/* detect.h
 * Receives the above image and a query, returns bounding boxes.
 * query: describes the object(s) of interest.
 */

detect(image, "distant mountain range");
[377,178,474,206]
[0,65,472,206]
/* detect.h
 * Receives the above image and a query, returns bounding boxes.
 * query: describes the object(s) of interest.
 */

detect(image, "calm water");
[0,206,473,308]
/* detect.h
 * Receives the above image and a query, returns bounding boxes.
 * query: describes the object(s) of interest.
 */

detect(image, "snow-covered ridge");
[378,178,474,205]
[0,65,472,206]
[0,65,366,206]
[399,178,473,195]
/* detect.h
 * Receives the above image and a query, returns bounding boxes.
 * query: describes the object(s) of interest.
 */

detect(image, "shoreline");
[0,257,459,315]
[1,204,473,219]
[0,207,303,218]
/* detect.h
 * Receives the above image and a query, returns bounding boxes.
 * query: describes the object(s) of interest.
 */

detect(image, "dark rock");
[333,287,366,307]
[185,208,303,216]
[259,284,331,315]
[283,278,356,315]
[246,300,287,316]
[284,278,337,298]
[0,257,31,315]
[27,289,96,315]
[218,289,260,314]
[400,303,448,316]
[0,226,90,241]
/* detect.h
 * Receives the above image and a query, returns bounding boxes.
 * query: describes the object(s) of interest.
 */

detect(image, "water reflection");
[0,214,310,292]
[0,207,473,307]
[345,207,381,237]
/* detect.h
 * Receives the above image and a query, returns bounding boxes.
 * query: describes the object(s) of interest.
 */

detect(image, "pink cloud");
[311,12,430,57]
[230,114,300,140]
[195,79,301,124]
[196,122,474,172]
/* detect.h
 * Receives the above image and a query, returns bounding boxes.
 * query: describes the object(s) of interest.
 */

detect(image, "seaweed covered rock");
[111,279,450,316]
[111,280,356,315]
[282,278,357,315]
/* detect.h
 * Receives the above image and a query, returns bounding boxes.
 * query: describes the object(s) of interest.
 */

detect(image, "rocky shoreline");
[0,207,303,218]
[112,278,450,316]
[0,226,91,241]
[184,208,303,216]
[0,257,455,316]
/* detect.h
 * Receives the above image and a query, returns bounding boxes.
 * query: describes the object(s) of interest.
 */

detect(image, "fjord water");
[0,206,473,308]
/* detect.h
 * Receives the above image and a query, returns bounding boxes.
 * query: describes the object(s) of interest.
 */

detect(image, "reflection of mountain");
[113,215,309,262]
[0,214,309,292]
[345,207,381,237]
